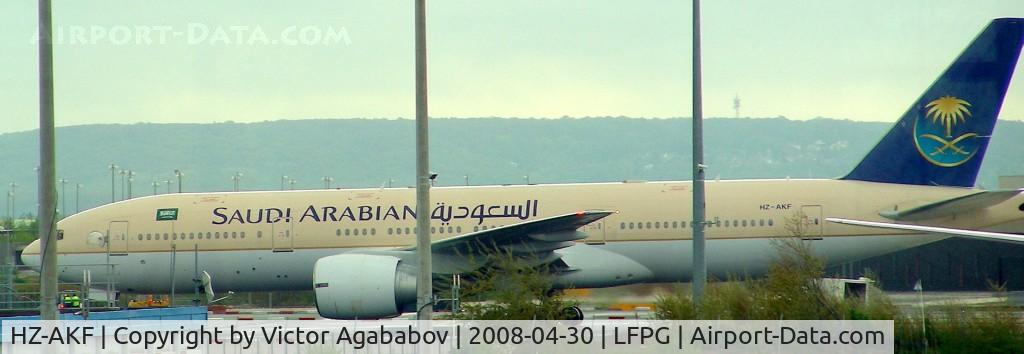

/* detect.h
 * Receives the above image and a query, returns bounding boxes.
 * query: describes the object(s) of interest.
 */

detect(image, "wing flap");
[827,217,1024,244]
[403,210,613,255]
[528,230,588,243]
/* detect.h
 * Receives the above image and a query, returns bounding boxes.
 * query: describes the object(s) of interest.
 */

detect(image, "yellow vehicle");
[127,295,170,308]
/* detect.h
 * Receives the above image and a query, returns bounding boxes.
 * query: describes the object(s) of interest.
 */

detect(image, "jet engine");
[313,254,417,319]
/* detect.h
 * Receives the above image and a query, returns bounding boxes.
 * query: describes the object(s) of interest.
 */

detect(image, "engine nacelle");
[313,254,417,319]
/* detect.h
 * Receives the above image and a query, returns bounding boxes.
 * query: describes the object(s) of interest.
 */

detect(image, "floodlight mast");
[414,0,433,320]
[691,0,708,305]
[37,0,59,320]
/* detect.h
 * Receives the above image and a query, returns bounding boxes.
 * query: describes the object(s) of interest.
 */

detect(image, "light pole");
[165,180,173,194]
[232,172,243,192]
[75,183,82,213]
[288,179,297,190]
[691,0,708,304]
[280,175,288,191]
[38,0,59,319]
[8,183,16,219]
[58,178,67,216]
[464,175,469,186]
[174,169,183,193]
[118,169,126,201]
[108,163,117,203]
[126,171,135,199]
[523,175,530,185]
[413,0,433,320]
[152,181,159,196]
[322,176,334,189]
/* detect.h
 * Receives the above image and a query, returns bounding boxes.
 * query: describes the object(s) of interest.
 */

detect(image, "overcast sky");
[1,1,1023,134]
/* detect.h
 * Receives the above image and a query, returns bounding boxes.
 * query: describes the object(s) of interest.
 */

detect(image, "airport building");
[831,176,1024,291]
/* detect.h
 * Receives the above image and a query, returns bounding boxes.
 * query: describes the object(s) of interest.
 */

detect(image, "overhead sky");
[1,1,1023,134]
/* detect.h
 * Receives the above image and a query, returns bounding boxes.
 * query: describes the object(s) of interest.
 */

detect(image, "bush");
[654,211,1024,352]
[443,250,577,320]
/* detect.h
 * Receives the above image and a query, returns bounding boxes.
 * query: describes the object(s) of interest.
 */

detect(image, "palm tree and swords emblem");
[914,95,980,167]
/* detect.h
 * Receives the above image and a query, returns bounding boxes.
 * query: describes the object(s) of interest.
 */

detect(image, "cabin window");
[645,222,652,229]
[336,229,341,236]
[723,221,730,228]
[387,228,393,235]
[138,234,143,240]
[406,227,412,234]
[742,220,747,227]
[654,222,660,229]
[474,226,479,232]
[255,231,261,238]
[146,234,152,240]
[163,233,168,240]
[759,220,765,227]
[172,233,178,240]
[431,227,436,233]
[370,228,376,235]
[628,222,634,229]
[456,226,462,233]
[189,232,194,239]
[768,219,774,226]
[240,232,245,239]
[448,226,453,233]
[215,232,220,239]
[232,232,237,239]
[344,229,350,236]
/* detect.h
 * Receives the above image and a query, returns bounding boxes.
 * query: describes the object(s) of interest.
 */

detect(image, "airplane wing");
[878,189,1022,221]
[827,217,1024,244]
[404,210,614,257]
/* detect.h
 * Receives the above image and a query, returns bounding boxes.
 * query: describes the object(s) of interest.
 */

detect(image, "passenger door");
[799,205,823,240]
[582,208,614,244]
[271,216,294,252]
[108,221,129,255]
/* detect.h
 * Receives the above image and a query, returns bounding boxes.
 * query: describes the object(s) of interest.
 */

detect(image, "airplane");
[21,18,1024,319]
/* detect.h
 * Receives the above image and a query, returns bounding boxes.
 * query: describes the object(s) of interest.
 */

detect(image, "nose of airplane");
[21,239,41,269]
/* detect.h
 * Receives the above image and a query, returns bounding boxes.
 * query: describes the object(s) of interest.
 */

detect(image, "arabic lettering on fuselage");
[211,200,539,226]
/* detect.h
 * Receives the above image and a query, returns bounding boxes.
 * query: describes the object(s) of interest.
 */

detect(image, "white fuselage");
[21,179,1023,293]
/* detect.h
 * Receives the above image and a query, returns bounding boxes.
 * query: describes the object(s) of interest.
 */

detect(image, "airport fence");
[0,263,120,314]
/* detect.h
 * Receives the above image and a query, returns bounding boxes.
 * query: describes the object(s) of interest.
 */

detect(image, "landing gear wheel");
[561,306,584,321]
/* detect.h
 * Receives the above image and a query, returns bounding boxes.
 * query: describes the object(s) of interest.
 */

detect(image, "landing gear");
[561,306,584,321]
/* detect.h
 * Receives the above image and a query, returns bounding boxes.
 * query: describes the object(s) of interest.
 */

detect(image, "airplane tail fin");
[842,18,1024,187]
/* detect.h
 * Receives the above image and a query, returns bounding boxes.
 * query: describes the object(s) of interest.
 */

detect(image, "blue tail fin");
[843,18,1024,187]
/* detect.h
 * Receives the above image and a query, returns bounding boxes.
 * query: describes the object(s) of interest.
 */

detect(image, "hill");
[0,117,1022,216]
